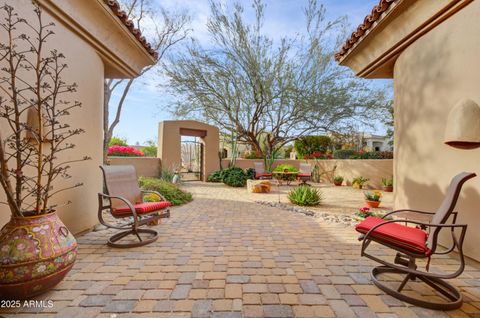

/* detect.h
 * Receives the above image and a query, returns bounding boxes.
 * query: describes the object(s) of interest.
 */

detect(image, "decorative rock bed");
[255,200,358,226]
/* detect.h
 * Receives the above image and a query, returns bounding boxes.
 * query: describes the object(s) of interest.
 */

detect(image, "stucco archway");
[158,120,220,181]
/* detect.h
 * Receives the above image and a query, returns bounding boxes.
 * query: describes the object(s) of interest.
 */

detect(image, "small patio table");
[272,171,298,185]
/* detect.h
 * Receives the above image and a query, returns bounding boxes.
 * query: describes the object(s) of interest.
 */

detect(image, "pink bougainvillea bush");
[108,145,145,157]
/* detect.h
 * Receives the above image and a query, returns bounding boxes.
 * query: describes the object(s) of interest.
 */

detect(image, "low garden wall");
[108,157,162,178]
[222,159,393,189]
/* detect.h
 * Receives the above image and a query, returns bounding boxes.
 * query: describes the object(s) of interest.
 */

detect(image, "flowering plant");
[303,151,333,160]
[364,190,382,202]
[356,206,375,218]
[108,145,145,157]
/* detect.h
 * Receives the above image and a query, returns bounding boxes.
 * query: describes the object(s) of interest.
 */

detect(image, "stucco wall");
[158,121,220,182]
[108,157,162,178]
[0,1,104,235]
[223,159,393,189]
[394,0,480,261]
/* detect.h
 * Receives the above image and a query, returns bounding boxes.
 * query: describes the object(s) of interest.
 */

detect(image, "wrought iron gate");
[180,137,203,181]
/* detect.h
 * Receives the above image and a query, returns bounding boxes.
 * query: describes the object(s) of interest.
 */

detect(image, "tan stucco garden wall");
[109,157,162,178]
[158,120,220,181]
[394,0,480,261]
[225,159,393,189]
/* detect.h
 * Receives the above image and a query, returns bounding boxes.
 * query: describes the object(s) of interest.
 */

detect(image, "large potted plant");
[0,4,89,299]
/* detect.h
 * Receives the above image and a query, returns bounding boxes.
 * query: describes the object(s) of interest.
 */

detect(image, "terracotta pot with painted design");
[0,212,77,299]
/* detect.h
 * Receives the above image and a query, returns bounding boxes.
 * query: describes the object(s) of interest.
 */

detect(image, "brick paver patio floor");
[2,182,480,317]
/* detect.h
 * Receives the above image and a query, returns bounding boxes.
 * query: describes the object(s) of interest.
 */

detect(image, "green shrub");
[273,164,299,172]
[160,167,177,183]
[109,136,128,146]
[366,151,393,159]
[333,149,357,159]
[207,170,224,182]
[142,145,157,157]
[245,168,256,180]
[142,140,157,157]
[272,164,299,182]
[138,177,193,206]
[222,167,247,187]
[294,136,332,158]
[288,186,323,206]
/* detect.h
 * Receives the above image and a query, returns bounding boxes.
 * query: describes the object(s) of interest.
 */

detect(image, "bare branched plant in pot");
[0,4,89,299]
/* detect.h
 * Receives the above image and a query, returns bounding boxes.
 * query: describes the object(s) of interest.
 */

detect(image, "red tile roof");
[334,0,397,62]
[104,0,158,59]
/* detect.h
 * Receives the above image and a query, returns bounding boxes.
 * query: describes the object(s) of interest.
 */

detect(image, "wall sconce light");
[26,107,52,143]
[444,99,480,149]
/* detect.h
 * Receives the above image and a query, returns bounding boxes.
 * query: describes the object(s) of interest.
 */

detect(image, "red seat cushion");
[297,173,311,177]
[355,216,430,255]
[112,201,171,217]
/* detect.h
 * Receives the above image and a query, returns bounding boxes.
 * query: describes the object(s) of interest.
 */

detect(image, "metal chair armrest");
[98,193,139,229]
[383,209,436,219]
[141,190,168,202]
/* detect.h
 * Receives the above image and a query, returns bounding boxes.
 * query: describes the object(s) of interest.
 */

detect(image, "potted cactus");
[364,190,382,208]
[333,175,344,186]
[382,177,393,192]
[0,4,89,299]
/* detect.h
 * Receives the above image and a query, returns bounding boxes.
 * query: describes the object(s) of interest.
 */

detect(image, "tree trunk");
[103,80,110,164]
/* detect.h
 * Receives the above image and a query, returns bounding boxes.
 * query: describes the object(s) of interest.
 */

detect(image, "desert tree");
[103,0,190,162]
[383,101,394,147]
[0,4,89,217]
[165,0,390,157]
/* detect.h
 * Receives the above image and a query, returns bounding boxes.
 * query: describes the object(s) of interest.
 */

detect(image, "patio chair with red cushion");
[355,172,476,310]
[298,163,312,185]
[254,162,272,179]
[98,165,171,248]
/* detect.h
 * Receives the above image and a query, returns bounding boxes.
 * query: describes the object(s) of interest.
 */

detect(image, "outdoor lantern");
[444,99,480,149]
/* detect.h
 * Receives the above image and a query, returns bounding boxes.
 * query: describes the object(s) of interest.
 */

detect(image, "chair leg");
[160,209,170,218]
[371,266,463,310]
[397,273,411,292]
[107,228,158,248]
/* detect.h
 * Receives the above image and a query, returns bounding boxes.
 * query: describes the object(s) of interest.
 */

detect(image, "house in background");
[362,133,392,152]
[336,0,480,261]
[0,0,156,234]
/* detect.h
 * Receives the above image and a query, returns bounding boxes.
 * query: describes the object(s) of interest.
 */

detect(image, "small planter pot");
[352,183,363,189]
[383,186,393,192]
[0,212,77,299]
[365,200,381,208]
[333,181,343,186]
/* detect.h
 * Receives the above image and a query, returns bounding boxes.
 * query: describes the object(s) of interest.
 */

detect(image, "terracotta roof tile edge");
[335,0,398,62]
[104,0,158,60]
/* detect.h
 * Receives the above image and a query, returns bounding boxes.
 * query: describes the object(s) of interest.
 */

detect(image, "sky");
[109,0,392,145]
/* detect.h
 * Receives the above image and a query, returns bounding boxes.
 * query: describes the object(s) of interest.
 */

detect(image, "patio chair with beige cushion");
[355,172,476,310]
[297,163,312,185]
[254,162,272,179]
[98,165,171,248]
